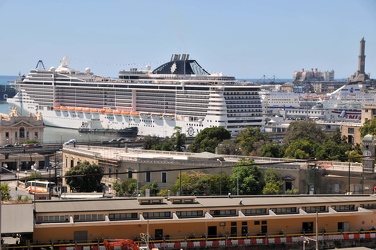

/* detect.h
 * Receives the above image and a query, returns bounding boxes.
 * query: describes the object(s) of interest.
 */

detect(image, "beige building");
[362,104,376,124]
[62,145,303,195]
[340,104,376,146]
[0,108,44,146]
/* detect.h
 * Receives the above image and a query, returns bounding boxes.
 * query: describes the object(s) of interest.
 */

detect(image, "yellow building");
[31,194,376,249]
[0,108,44,146]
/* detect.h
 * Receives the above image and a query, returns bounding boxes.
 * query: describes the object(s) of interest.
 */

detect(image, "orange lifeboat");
[75,107,83,112]
[105,109,113,114]
[90,108,98,113]
[130,111,140,116]
[113,110,121,115]
[60,106,67,111]
[67,107,75,111]
[121,111,130,115]
[100,109,106,113]
[83,108,90,112]
[54,106,60,111]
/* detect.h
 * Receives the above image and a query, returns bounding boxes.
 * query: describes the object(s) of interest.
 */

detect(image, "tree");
[65,161,104,192]
[27,171,42,181]
[262,169,283,195]
[113,178,137,196]
[360,118,376,137]
[190,127,231,153]
[171,126,186,152]
[142,135,162,150]
[1,182,11,201]
[230,159,263,195]
[283,120,326,145]
[235,127,269,155]
[260,142,285,158]
[216,139,242,155]
[284,138,317,159]
[140,181,160,196]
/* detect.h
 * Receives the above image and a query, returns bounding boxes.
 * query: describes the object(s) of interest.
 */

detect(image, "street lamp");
[217,159,223,195]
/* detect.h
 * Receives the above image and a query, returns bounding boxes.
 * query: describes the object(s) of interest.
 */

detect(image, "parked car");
[2,144,14,148]
[24,143,42,149]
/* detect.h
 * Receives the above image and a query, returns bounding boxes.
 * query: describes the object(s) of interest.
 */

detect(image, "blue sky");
[0,0,375,79]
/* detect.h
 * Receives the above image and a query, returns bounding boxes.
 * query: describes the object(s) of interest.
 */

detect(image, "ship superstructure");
[7,54,263,137]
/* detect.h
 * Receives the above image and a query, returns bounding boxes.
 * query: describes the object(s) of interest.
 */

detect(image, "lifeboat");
[130,111,140,116]
[60,106,67,111]
[90,108,99,113]
[83,108,90,113]
[113,110,121,115]
[100,109,106,113]
[105,109,113,114]
[67,107,75,111]
[54,106,60,111]
[75,107,83,112]
[121,111,130,115]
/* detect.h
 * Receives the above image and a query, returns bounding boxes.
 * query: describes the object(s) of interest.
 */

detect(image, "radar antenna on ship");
[35,60,45,70]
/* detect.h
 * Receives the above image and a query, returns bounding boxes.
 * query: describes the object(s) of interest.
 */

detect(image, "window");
[109,168,112,178]
[176,210,203,218]
[348,128,354,134]
[35,132,39,138]
[146,171,151,182]
[19,127,25,138]
[128,170,133,179]
[5,132,9,138]
[162,172,167,183]
[109,213,138,221]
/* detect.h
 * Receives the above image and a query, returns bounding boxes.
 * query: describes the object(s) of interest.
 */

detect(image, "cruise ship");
[7,54,263,137]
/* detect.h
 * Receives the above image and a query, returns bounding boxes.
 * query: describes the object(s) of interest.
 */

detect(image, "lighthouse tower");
[349,37,370,83]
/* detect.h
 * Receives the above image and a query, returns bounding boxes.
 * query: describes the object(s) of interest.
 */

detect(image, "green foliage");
[216,139,242,155]
[283,120,326,145]
[190,127,231,153]
[113,178,137,196]
[140,181,160,196]
[262,169,283,195]
[235,127,269,156]
[286,188,299,194]
[16,194,31,202]
[315,139,352,161]
[284,138,317,159]
[142,135,162,150]
[26,171,42,181]
[1,182,11,201]
[141,127,186,151]
[231,159,263,195]
[65,161,104,192]
[262,181,283,195]
[260,142,284,158]
[169,171,231,195]
[360,118,376,137]
[172,126,187,151]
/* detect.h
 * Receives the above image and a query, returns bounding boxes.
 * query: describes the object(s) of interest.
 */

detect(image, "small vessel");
[0,84,16,101]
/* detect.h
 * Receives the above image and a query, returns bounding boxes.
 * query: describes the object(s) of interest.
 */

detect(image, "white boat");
[7,54,263,137]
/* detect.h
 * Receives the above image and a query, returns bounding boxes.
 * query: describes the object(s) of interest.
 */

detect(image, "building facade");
[0,108,44,146]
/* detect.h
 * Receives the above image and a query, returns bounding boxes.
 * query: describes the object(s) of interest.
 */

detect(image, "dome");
[363,134,374,141]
